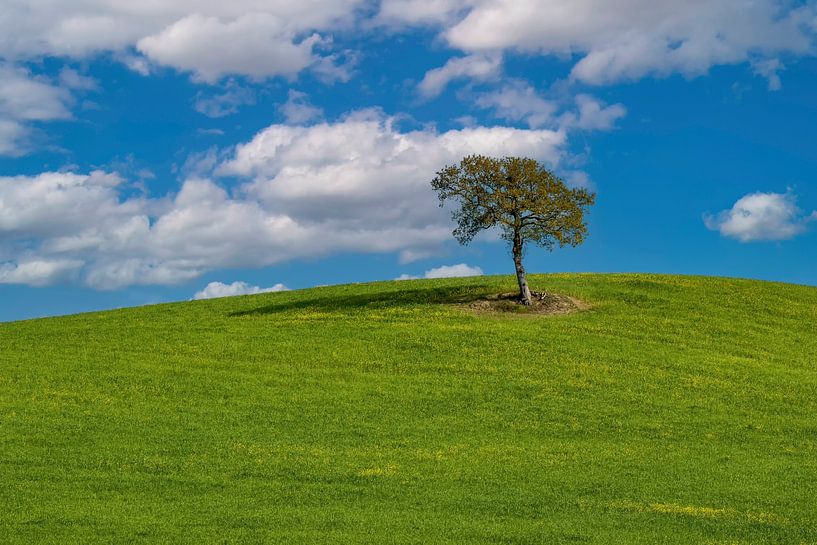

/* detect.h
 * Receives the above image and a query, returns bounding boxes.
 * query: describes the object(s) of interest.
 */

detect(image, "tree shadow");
[228,284,493,318]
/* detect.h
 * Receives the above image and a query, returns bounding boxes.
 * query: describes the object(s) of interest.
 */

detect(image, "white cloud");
[119,53,152,76]
[475,81,558,128]
[0,1,365,81]
[279,90,323,124]
[193,280,288,300]
[397,263,483,280]
[193,80,255,118]
[564,170,593,189]
[751,58,784,91]
[1,0,811,157]
[309,43,360,84]
[560,94,627,131]
[2,0,815,90]
[424,263,483,278]
[474,81,626,133]
[219,109,565,209]
[377,0,469,26]
[137,14,318,83]
[418,53,502,97]
[58,68,98,91]
[0,112,566,288]
[383,0,817,87]
[0,64,73,155]
[0,170,133,239]
[0,259,83,286]
[0,119,28,156]
[453,115,478,127]
[177,147,226,178]
[705,191,816,242]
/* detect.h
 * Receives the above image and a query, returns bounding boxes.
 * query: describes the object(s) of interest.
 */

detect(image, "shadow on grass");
[229,284,493,317]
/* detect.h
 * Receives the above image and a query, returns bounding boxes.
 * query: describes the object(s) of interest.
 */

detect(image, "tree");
[431,155,595,305]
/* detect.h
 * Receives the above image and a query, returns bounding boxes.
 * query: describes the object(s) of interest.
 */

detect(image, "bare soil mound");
[462,291,589,316]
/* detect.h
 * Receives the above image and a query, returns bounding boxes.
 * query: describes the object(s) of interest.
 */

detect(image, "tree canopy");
[432,155,595,304]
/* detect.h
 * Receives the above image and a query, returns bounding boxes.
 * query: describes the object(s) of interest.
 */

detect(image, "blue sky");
[1,1,816,321]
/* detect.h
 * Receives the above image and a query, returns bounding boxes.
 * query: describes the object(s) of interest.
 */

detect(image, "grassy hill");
[1,273,816,544]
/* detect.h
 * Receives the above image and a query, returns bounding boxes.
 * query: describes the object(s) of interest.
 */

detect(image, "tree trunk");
[512,230,532,305]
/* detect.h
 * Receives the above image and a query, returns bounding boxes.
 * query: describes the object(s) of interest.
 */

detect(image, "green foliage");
[1,274,816,544]
[431,155,595,252]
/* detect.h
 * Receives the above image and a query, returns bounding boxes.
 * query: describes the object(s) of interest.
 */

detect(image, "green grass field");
[1,273,816,544]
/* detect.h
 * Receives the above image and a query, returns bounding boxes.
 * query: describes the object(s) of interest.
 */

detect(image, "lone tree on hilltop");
[431,155,595,305]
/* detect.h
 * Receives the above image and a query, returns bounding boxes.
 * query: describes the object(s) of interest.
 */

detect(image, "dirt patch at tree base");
[461,291,590,316]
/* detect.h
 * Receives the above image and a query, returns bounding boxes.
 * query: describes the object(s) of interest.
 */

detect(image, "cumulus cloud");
[0,112,565,288]
[397,263,483,280]
[137,14,319,83]
[383,0,817,87]
[0,1,365,81]
[0,64,73,155]
[219,109,565,217]
[418,53,502,97]
[0,259,84,286]
[1,0,812,156]
[705,191,816,242]
[193,280,288,300]
[2,0,815,90]
[0,170,134,238]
